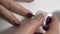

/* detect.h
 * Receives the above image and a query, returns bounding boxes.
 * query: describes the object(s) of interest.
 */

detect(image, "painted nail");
[43,16,52,31]
[26,13,34,18]
[14,23,20,26]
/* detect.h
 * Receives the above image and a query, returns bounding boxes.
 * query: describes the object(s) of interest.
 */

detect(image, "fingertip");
[14,22,20,26]
[26,13,34,18]
[11,21,20,26]
[9,19,20,26]
[42,15,58,31]
[46,15,59,31]
[13,21,20,26]
[42,16,51,31]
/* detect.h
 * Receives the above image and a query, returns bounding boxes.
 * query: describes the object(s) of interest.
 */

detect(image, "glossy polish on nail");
[43,16,52,31]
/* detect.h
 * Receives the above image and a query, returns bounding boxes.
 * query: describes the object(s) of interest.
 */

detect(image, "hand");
[14,13,59,34]
[0,0,34,26]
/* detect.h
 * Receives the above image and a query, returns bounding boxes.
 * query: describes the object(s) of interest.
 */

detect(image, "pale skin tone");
[14,13,59,34]
[0,0,59,34]
[0,0,34,26]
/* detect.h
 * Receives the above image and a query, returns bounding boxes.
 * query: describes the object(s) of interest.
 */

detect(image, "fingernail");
[43,16,52,31]
[46,16,52,25]
[14,23,20,26]
[26,13,34,18]
[11,21,20,26]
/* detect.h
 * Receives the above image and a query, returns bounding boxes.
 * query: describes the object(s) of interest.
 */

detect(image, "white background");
[0,0,60,34]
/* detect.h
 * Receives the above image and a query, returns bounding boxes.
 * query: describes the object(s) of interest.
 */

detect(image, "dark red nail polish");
[14,23,20,26]
[43,16,52,31]
[26,13,34,18]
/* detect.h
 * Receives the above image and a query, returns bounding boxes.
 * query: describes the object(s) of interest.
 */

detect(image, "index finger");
[14,13,44,34]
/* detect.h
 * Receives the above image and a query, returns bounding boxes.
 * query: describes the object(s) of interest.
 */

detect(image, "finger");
[14,13,44,34]
[0,4,20,26]
[0,0,34,18]
[45,15,59,34]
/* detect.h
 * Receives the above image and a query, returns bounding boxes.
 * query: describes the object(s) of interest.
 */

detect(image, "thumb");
[45,15,59,34]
